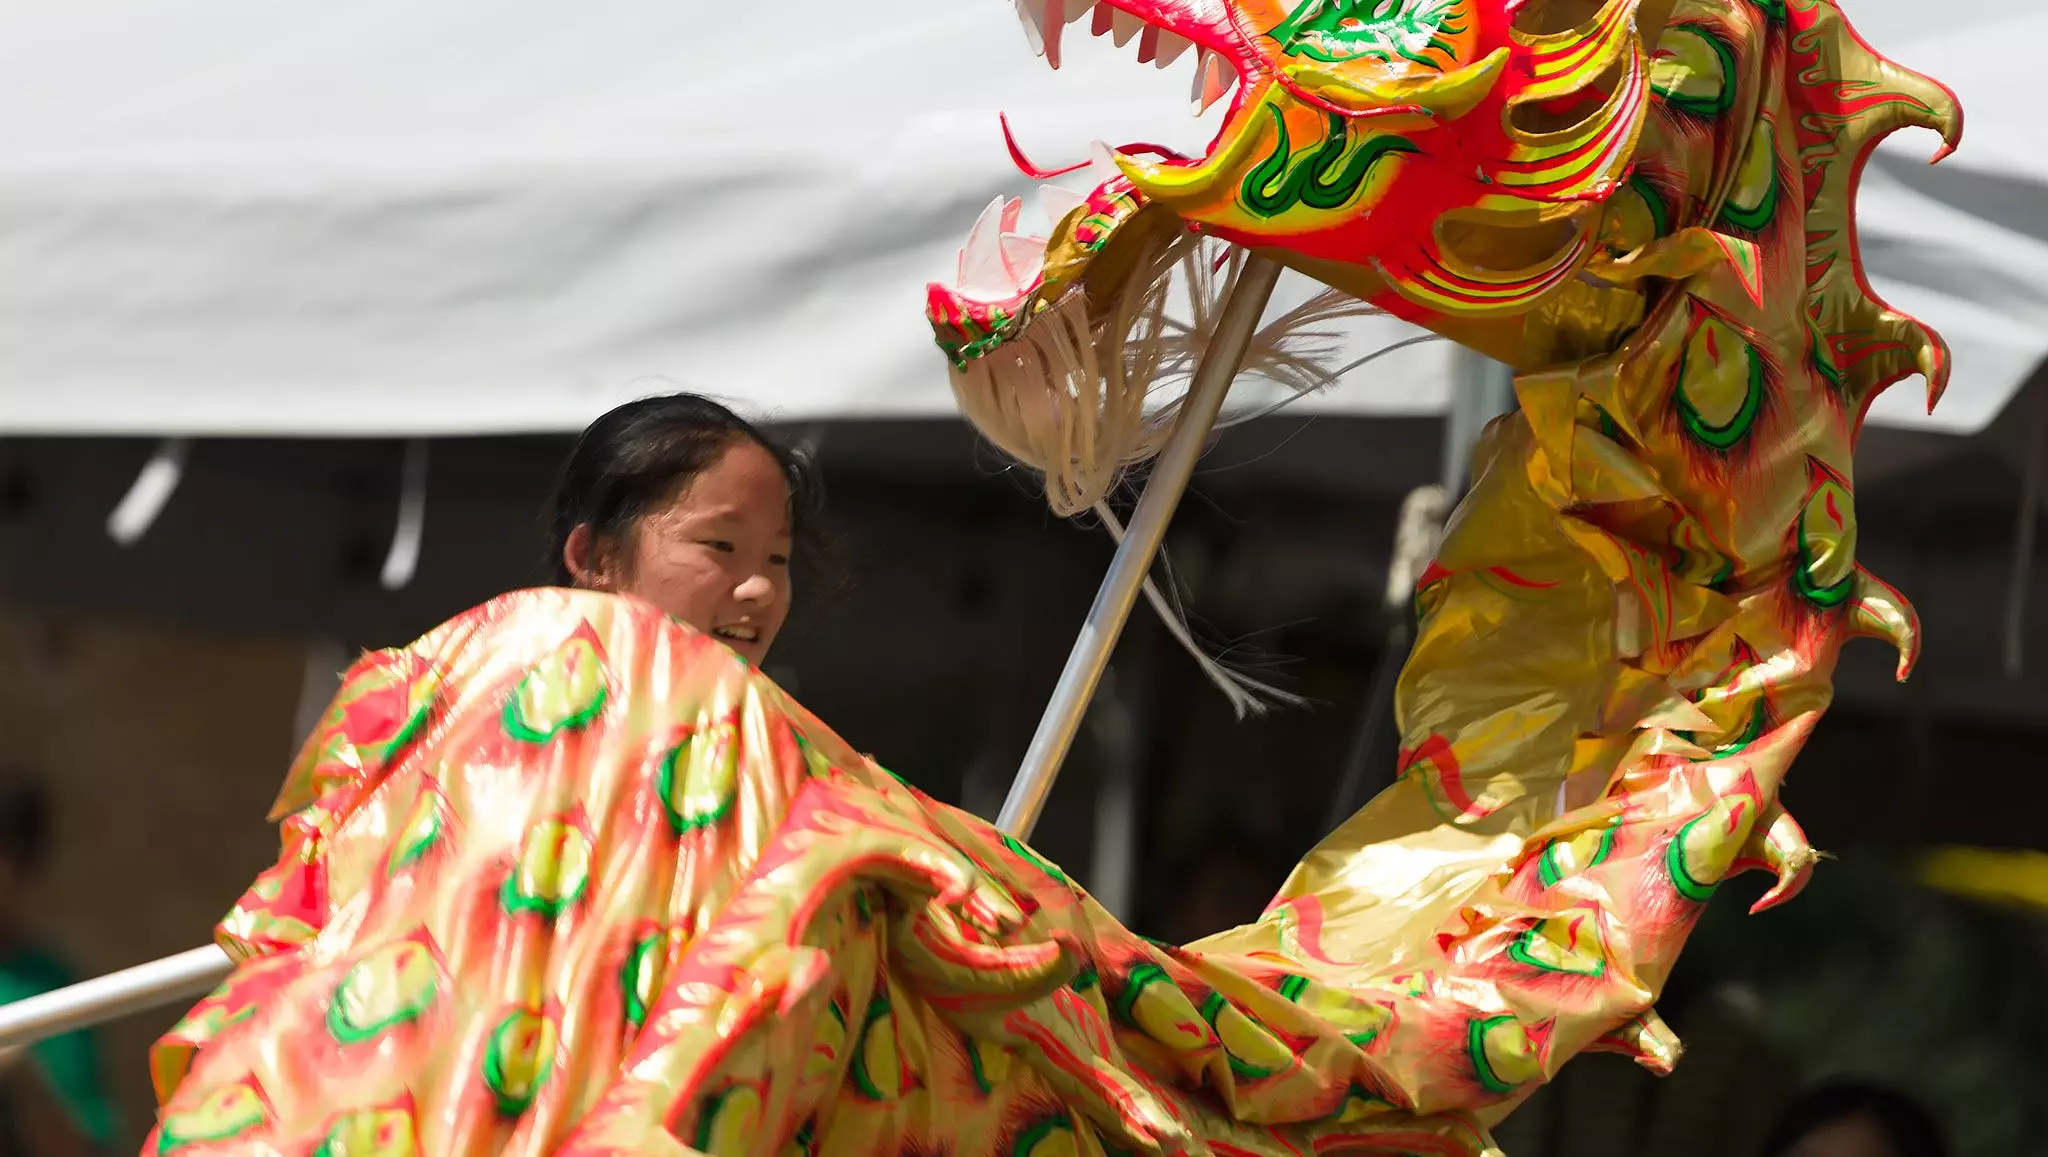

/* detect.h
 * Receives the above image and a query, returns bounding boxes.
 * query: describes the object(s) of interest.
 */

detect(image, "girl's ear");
[563,524,605,588]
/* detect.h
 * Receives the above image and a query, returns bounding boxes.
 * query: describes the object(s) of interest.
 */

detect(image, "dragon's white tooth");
[1136,25,1161,63]
[1085,150,1127,189]
[1193,50,1233,115]
[1064,0,1096,23]
[1152,30,1192,68]
[1110,7,1142,47]
[969,196,1008,239]
[999,232,1048,286]
[959,197,1014,298]
[1014,0,1046,56]
[1039,184,1088,226]
[1214,55,1238,103]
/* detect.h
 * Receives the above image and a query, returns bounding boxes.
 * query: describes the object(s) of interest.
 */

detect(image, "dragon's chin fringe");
[950,234,1381,517]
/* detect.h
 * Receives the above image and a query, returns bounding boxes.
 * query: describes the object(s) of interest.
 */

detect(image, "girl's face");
[569,440,794,664]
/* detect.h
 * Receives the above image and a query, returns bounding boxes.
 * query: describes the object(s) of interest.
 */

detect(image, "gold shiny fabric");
[151,591,1518,1155]
[148,1,1963,1153]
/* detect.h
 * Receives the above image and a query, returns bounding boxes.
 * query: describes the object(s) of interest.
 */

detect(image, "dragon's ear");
[1282,47,1510,120]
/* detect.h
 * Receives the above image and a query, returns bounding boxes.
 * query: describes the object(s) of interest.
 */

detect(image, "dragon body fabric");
[146,2,1958,1156]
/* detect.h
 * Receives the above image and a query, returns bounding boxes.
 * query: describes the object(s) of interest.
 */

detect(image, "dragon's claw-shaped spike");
[1587,1008,1683,1076]
[1793,0,1961,427]
[1847,566,1922,681]
[1731,801,1819,915]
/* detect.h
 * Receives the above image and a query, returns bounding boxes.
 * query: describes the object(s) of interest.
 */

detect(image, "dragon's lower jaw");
[924,172,1196,513]
[920,87,1222,513]
[926,160,1375,521]
[926,169,1174,372]
[927,0,1256,368]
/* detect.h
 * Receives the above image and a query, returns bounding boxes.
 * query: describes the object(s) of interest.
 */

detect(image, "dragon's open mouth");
[926,1,1258,370]
[932,0,1686,374]
[931,0,1679,516]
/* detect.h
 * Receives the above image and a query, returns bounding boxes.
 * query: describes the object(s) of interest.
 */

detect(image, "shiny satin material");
[152,591,1516,1155]
[151,1,1961,1152]
[924,0,1951,1149]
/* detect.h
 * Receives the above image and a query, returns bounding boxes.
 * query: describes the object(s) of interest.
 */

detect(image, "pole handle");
[0,945,231,1051]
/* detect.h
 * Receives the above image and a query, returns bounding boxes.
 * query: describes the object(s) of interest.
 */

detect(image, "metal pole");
[0,946,230,1050]
[996,251,1283,839]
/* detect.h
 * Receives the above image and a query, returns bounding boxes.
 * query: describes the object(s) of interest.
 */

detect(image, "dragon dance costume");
[146,1,1959,1154]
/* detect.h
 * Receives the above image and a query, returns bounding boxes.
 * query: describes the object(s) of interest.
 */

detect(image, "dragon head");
[930,0,1662,363]
[927,0,1960,518]
[927,0,1668,507]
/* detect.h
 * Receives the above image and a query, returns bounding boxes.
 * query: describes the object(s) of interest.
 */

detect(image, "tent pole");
[996,251,1282,840]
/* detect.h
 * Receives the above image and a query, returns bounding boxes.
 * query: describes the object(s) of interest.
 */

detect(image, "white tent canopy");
[0,0,2037,436]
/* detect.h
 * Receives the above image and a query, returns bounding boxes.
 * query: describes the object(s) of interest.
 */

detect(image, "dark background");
[2,391,2046,1154]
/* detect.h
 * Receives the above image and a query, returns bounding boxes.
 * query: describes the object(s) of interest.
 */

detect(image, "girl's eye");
[768,553,791,567]
[702,539,735,553]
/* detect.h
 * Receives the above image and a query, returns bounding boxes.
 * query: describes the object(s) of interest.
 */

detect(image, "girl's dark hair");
[1760,1080,1947,1157]
[546,393,820,586]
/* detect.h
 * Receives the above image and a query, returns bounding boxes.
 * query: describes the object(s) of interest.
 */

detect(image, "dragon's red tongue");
[1000,115,1193,181]
[1001,115,1092,180]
